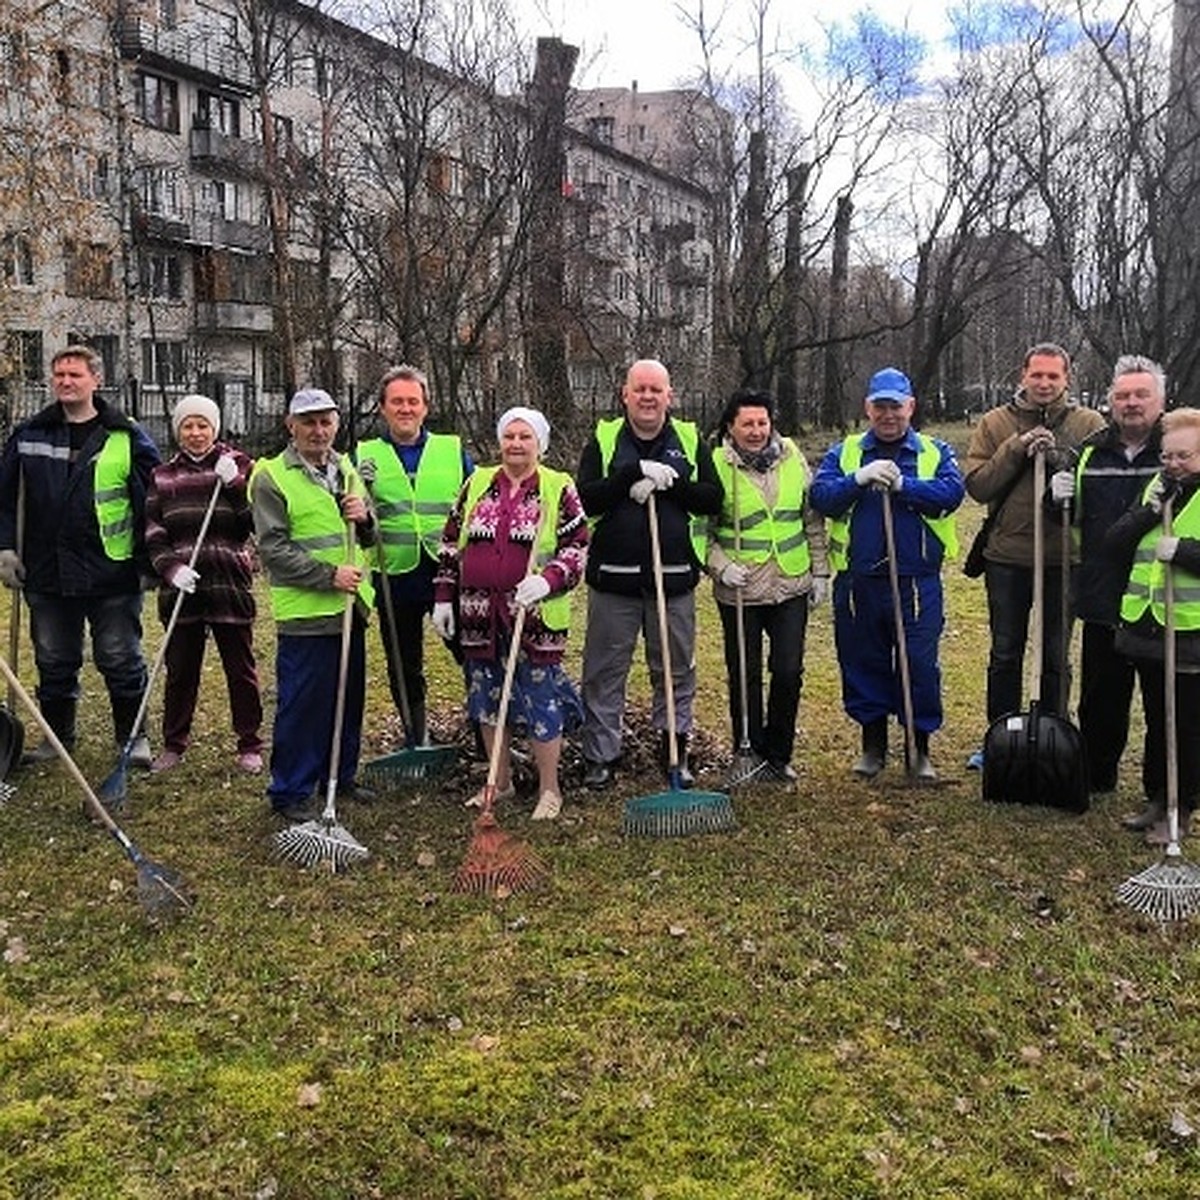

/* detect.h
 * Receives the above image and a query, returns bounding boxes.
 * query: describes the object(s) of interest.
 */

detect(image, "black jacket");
[0,399,161,595]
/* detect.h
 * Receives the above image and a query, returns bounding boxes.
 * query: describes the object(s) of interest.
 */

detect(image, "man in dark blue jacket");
[811,368,964,781]
[0,345,161,768]
[576,359,723,789]
[1051,354,1164,820]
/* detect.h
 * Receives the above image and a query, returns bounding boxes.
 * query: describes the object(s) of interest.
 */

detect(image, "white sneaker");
[465,783,515,809]
[531,790,562,821]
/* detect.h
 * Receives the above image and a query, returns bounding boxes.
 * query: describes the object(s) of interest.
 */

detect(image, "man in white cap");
[0,343,160,776]
[810,367,964,780]
[354,364,473,748]
[249,388,378,821]
[575,358,723,790]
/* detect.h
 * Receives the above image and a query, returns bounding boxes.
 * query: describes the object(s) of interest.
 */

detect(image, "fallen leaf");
[3,936,28,965]
[668,924,686,938]
[1170,1110,1195,1139]
[446,1016,464,1033]
[1019,1045,1042,1064]
[296,1082,322,1108]
[415,850,437,868]
[470,1034,499,1053]
[1112,977,1142,1004]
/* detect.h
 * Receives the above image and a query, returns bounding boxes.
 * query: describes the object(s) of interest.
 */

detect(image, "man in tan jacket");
[963,343,1106,769]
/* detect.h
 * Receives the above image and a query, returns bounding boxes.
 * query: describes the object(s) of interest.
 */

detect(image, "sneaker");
[150,749,183,774]
[1121,802,1166,832]
[127,734,153,770]
[531,790,562,820]
[466,783,515,809]
[583,759,616,789]
[22,739,61,766]
[236,750,264,774]
[966,749,985,771]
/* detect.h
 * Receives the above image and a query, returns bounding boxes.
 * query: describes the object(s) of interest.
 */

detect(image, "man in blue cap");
[811,368,964,780]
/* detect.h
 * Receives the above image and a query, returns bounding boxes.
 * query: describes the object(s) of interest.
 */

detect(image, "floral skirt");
[466,657,582,742]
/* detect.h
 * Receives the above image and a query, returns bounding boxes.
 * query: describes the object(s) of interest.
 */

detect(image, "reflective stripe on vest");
[94,432,134,561]
[254,454,375,621]
[712,440,811,574]
[1121,477,1200,629]
[458,465,572,631]
[595,416,706,562]
[828,434,959,572]
[355,434,463,572]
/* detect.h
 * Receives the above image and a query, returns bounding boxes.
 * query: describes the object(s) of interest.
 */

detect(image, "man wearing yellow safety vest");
[576,358,723,790]
[355,365,473,747]
[1106,406,1200,845]
[810,368,964,781]
[250,389,377,823]
[0,344,161,773]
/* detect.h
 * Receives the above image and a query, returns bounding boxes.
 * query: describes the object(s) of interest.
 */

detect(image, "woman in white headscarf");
[433,407,588,819]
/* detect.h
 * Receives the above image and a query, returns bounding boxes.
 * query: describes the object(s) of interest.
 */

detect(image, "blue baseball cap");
[865,368,913,404]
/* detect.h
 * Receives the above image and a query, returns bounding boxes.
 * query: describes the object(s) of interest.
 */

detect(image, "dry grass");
[2,426,1198,1197]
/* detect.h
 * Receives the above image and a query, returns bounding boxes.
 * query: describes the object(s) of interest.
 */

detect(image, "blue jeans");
[983,561,1071,721]
[26,590,147,705]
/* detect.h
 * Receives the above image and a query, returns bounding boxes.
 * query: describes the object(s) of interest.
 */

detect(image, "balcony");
[117,17,253,93]
[134,210,191,244]
[190,127,265,177]
[191,214,272,253]
[195,302,274,334]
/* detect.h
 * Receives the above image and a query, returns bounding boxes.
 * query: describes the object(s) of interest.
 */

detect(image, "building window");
[139,250,183,300]
[141,339,187,387]
[158,0,177,27]
[64,240,116,299]
[5,331,43,384]
[90,154,111,200]
[196,90,240,137]
[133,70,179,133]
[138,167,183,217]
[586,116,614,146]
[2,234,34,287]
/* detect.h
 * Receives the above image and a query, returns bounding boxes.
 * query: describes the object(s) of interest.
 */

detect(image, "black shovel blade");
[981,701,1089,813]
[0,705,24,780]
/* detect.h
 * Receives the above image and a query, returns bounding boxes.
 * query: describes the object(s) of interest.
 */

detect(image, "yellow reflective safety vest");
[1121,478,1200,630]
[595,416,706,563]
[94,431,135,561]
[458,466,572,631]
[355,433,463,573]
[828,434,958,572]
[254,454,375,621]
[712,440,811,574]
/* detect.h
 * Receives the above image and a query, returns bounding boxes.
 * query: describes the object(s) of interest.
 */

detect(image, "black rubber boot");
[853,718,888,779]
[407,701,427,748]
[23,697,76,764]
[660,732,695,790]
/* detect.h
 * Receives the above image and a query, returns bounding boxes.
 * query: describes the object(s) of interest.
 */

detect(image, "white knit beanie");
[172,394,221,439]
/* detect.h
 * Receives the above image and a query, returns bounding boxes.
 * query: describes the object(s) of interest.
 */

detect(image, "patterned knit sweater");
[144,443,257,625]
[434,466,588,663]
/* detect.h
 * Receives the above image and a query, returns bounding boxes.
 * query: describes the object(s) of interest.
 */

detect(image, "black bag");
[962,513,994,578]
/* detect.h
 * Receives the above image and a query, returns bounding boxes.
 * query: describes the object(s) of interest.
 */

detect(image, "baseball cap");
[288,388,338,416]
[865,368,913,404]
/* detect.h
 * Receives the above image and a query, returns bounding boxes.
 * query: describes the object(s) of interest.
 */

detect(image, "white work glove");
[214,454,239,486]
[1022,428,1056,458]
[514,575,551,607]
[357,457,377,487]
[0,549,24,589]
[640,460,678,490]
[1049,470,1075,503]
[432,601,455,639]
[719,561,749,588]
[854,459,901,491]
[1146,474,1176,515]
[809,577,830,607]
[629,477,656,505]
[1155,536,1180,563]
[169,564,200,594]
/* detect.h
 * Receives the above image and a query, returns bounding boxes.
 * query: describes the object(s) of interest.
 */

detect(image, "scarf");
[728,432,783,474]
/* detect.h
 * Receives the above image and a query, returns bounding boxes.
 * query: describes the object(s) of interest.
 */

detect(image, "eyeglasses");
[1160,451,1197,464]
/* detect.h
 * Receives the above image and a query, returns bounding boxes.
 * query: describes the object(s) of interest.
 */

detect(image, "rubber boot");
[23,697,76,764]
[853,718,888,779]
[660,731,695,790]
[111,695,152,769]
[407,700,427,748]
[1121,795,1167,832]
[909,729,937,782]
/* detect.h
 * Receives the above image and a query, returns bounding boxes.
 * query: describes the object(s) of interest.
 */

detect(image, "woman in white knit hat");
[142,394,264,773]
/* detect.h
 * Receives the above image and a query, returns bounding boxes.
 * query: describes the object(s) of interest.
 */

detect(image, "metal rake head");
[1117,852,1200,922]
[136,860,193,919]
[622,791,737,838]
[0,779,16,806]
[725,751,769,790]
[272,818,370,872]
[452,812,549,896]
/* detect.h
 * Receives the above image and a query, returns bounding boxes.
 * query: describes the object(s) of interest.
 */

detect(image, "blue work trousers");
[267,621,366,810]
[833,572,944,732]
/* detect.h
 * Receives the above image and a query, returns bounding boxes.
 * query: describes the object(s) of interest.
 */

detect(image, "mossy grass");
[2,422,1199,1196]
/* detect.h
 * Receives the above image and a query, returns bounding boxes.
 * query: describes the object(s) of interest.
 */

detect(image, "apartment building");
[0,0,717,447]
